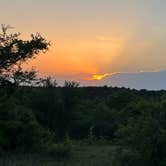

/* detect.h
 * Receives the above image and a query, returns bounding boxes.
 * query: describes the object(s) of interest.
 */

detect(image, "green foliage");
[113,147,143,166]
[47,140,72,158]
[0,96,53,152]
[116,100,166,166]
[0,144,118,166]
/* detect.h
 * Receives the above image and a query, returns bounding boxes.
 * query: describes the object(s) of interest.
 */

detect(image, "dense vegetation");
[1,85,166,166]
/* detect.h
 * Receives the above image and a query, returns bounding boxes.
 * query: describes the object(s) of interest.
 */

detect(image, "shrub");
[0,97,54,152]
[47,140,72,158]
[116,100,166,166]
[113,147,143,166]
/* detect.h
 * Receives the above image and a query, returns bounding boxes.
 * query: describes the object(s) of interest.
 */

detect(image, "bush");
[115,100,166,166]
[0,97,54,152]
[47,140,72,158]
[113,147,143,166]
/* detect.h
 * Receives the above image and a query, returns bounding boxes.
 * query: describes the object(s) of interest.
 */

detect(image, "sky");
[0,0,166,85]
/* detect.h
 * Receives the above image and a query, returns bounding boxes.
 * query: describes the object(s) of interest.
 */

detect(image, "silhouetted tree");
[42,76,57,88]
[0,24,50,87]
[0,25,53,152]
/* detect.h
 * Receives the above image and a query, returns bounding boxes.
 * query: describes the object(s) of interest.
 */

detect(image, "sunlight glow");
[84,73,111,81]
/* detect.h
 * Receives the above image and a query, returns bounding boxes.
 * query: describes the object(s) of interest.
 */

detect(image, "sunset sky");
[0,0,166,85]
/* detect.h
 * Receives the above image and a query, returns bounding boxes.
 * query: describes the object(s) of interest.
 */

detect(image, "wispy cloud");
[84,73,112,81]
[83,70,161,81]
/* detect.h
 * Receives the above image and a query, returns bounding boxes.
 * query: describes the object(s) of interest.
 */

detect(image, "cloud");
[84,73,112,81]
[83,70,161,81]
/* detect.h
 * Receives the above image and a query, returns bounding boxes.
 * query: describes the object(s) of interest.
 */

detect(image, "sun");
[84,73,111,81]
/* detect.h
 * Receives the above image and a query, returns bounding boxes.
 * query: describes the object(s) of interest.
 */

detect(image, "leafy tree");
[0,24,52,152]
[0,95,53,152]
[0,24,50,86]
[116,100,166,166]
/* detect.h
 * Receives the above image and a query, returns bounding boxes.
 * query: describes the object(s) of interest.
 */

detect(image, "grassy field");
[0,144,119,166]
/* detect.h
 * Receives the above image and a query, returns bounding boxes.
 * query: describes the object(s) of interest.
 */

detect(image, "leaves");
[0,24,50,86]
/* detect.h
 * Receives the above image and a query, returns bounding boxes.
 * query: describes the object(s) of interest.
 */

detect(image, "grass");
[0,143,118,166]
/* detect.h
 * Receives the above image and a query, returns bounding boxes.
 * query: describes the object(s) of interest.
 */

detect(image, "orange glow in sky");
[2,0,166,84]
[24,36,124,78]
[84,73,111,81]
